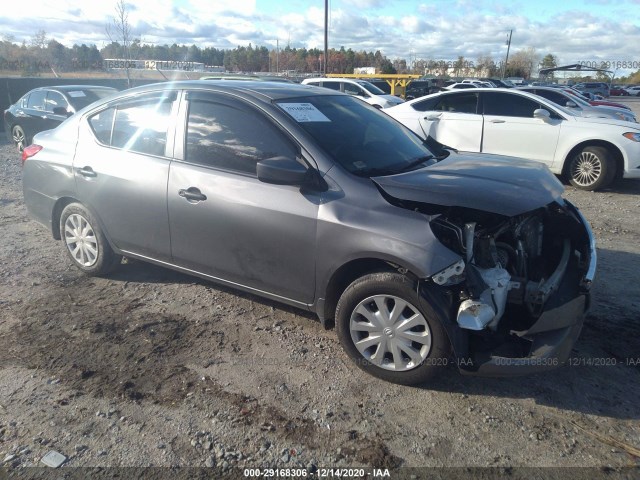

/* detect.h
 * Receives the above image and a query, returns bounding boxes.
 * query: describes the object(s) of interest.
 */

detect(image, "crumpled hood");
[372,152,565,217]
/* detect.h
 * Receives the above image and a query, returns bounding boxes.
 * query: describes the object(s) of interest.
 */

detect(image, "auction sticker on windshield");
[68,91,87,97]
[279,103,330,122]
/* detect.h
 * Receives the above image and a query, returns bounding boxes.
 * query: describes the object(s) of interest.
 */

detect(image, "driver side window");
[185,96,298,175]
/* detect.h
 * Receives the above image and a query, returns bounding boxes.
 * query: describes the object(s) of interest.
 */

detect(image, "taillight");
[21,145,43,166]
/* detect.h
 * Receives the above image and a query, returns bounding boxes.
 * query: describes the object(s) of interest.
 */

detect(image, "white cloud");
[2,0,640,74]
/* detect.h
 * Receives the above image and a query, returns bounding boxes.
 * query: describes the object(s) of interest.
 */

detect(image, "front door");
[168,92,319,303]
[480,91,561,167]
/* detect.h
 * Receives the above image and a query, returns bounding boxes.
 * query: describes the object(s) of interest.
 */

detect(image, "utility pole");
[276,39,279,74]
[324,0,328,75]
[502,29,512,79]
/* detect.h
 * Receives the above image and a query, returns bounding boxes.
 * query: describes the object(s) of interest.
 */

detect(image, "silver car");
[22,81,596,385]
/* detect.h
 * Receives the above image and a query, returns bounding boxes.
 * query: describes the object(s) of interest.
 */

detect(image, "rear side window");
[185,95,297,175]
[433,93,478,113]
[88,108,115,145]
[411,96,441,112]
[321,82,341,91]
[27,91,46,110]
[87,92,175,156]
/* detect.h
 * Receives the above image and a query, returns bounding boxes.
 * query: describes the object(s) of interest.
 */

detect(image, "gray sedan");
[22,81,596,385]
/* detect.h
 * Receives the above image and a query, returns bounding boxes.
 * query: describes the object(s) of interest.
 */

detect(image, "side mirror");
[533,109,552,122]
[257,156,309,186]
[565,101,577,108]
[53,107,72,117]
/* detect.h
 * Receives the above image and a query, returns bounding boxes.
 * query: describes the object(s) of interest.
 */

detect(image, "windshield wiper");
[361,155,434,177]
[396,155,434,173]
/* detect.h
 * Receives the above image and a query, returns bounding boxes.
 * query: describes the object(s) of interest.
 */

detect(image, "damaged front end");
[422,200,596,375]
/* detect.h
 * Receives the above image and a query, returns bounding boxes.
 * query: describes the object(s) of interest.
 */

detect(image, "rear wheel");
[566,146,616,191]
[11,125,26,153]
[335,272,450,385]
[60,203,119,275]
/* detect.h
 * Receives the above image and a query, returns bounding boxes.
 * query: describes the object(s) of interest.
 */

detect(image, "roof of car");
[112,80,331,102]
[403,87,544,105]
[35,85,118,92]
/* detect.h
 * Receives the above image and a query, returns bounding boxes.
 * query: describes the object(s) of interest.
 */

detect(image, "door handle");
[489,119,506,123]
[178,187,207,203]
[78,166,97,178]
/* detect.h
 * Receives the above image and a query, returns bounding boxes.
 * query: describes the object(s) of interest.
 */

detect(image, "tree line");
[1,31,639,83]
[0,33,396,75]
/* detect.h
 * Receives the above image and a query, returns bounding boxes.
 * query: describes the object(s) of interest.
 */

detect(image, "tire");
[60,203,119,275]
[11,125,26,153]
[335,272,450,385]
[566,146,616,191]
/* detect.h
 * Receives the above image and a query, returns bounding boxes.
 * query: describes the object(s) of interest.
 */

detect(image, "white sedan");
[385,88,640,190]
[624,86,640,96]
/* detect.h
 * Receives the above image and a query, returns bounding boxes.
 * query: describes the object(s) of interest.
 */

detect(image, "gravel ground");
[1,100,640,478]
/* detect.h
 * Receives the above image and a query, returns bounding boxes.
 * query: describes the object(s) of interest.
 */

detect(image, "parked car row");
[385,87,640,191]
[517,86,636,122]
[21,80,597,385]
[301,77,405,109]
[625,85,640,96]
[4,85,117,152]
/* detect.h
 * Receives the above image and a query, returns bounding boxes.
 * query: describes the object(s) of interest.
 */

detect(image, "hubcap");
[571,152,602,187]
[12,127,25,152]
[349,295,432,372]
[64,214,98,267]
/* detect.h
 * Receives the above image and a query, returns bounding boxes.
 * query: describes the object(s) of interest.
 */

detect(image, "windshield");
[277,95,436,177]
[357,80,386,95]
[67,88,116,110]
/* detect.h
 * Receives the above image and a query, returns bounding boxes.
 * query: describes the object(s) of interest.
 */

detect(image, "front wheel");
[335,272,450,385]
[566,146,616,191]
[60,203,119,275]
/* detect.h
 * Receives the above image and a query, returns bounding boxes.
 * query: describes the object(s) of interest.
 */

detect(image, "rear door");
[23,89,48,140]
[480,91,562,167]
[167,91,319,303]
[74,91,177,260]
[417,92,482,151]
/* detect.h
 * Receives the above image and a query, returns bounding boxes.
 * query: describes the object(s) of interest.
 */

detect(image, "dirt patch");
[1,136,640,474]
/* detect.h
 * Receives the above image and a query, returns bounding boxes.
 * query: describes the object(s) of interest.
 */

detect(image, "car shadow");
[108,246,639,420]
[107,259,319,322]
[600,178,640,195]
[422,247,640,420]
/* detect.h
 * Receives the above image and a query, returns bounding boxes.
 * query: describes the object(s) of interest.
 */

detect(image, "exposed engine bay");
[425,200,594,371]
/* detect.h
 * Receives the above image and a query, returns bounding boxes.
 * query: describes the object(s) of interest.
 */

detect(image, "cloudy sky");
[3,0,640,73]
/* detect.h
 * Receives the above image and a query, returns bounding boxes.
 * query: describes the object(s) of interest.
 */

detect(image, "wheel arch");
[52,197,115,250]
[561,139,624,180]
[51,196,80,240]
[320,257,420,327]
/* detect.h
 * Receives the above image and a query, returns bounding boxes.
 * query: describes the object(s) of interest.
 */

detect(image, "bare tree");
[106,0,133,87]
[30,29,48,49]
